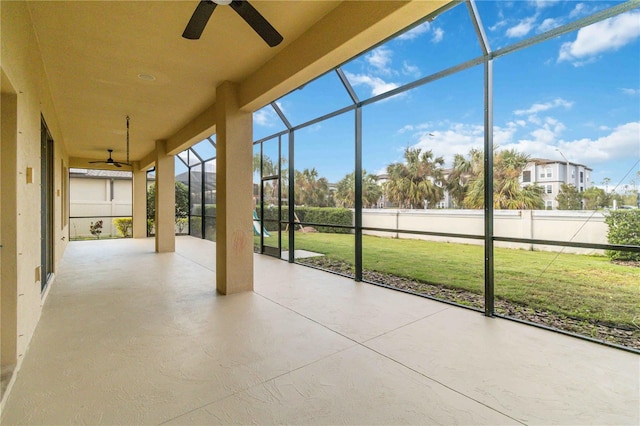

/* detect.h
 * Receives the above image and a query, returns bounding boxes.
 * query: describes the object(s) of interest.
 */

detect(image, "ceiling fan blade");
[114,163,123,168]
[183,1,217,40]
[230,0,283,47]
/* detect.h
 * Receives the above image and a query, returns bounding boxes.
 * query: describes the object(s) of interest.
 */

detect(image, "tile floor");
[1,237,638,425]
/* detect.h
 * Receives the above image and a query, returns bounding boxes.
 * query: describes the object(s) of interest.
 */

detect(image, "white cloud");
[513,98,573,116]
[569,3,599,19]
[366,46,393,75]
[494,122,520,146]
[556,122,640,164]
[253,107,277,127]
[344,72,400,97]
[489,20,508,32]
[529,0,561,10]
[431,27,444,43]
[402,62,420,78]
[397,22,431,41]
[558,10,640,64]
[506,16,537,38]
[621,88,640,96]
[538,18,560,33]
[398,123,431,134]
[396,21,444,44]
[400,117,639,171]
[412,123,484,163]
[569,3,585,19]
[254,101,286,127]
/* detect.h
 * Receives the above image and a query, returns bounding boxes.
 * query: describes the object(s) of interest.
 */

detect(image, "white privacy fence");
[362,209,609,255]
[70,201,132,238]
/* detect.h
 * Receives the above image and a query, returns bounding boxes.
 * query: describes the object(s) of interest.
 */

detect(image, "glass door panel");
[260,177,280,258]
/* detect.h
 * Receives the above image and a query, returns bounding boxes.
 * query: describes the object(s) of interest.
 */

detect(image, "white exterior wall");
[362,209,607,255]
[521,161,593,210]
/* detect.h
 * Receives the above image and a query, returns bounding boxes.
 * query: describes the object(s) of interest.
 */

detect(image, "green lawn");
[258,231,639,328]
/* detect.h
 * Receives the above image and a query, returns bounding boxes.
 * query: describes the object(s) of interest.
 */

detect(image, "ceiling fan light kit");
[182,0,283,47]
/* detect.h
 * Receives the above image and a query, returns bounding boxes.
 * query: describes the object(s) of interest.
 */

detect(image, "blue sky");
[251,1,639,193]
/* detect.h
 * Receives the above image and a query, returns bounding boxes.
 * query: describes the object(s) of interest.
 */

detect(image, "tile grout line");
[360,305,452,344]
[254,290,526,425]
[170,249,524,424]
[157,269,361,425]
[157,341,358,425]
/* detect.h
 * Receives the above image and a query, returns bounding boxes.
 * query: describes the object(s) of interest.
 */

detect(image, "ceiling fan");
[89,116,132,168]
[182,0,283,47]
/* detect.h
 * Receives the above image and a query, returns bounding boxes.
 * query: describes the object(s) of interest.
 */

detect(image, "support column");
[216,81,253,294]
[132,166,147,238]
[155,140,175,253]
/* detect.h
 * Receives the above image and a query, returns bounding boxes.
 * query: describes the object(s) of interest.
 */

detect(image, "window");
[546,167,552,179]
[522,170,531,183]
[545,200,553,210]
[580,171,584,183]
[546,184,553,194]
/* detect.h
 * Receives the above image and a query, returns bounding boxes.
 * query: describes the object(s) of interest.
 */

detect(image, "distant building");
[521,159,593,210]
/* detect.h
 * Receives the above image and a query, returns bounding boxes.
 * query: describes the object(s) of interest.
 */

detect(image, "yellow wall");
[1,1,69,374]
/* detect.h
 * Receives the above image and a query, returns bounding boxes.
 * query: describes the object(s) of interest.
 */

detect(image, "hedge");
[190,204,353,234]
[257,206,353,234]
[604,209,640,261]
[190,204,217,216]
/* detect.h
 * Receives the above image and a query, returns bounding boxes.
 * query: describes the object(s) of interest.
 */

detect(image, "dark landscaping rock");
[298,256,640,351]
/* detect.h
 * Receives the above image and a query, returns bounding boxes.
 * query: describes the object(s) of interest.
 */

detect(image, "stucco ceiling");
[26,0,450,166]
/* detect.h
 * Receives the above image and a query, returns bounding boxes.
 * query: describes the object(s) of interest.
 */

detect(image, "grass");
[257,231,639,329]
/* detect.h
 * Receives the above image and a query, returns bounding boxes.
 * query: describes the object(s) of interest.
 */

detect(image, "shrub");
[605,210,640,261]
[89,220,103,239]
[176,217,188,234]
[256,206,353,234]
[112,217,132,238]
[147,219,155,236]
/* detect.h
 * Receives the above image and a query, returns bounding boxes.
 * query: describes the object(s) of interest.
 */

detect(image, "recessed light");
[137,73,156,81]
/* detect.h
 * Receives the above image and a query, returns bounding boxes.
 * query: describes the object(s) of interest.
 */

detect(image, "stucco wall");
[362,209,608,255]
[1,0,69,380]
[69,177,133,238]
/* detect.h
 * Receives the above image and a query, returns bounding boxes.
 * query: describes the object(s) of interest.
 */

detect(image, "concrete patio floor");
[1,236,638,425]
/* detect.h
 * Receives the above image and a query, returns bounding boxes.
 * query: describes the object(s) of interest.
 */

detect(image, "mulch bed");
[298,257,640,351]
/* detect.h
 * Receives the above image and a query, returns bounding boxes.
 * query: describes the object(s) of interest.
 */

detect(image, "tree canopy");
[334,170,383,208]
[463,148,544,210]
[147,181,189,220]
[384,147,445,209]
[295,168,332,207]
[556,184,582,210]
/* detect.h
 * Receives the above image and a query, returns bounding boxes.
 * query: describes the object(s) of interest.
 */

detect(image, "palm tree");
[445,149,482,208]
[384,147,445,209]
[335,170,383,208]
[464,149,544,209]
[295,168,331,207]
